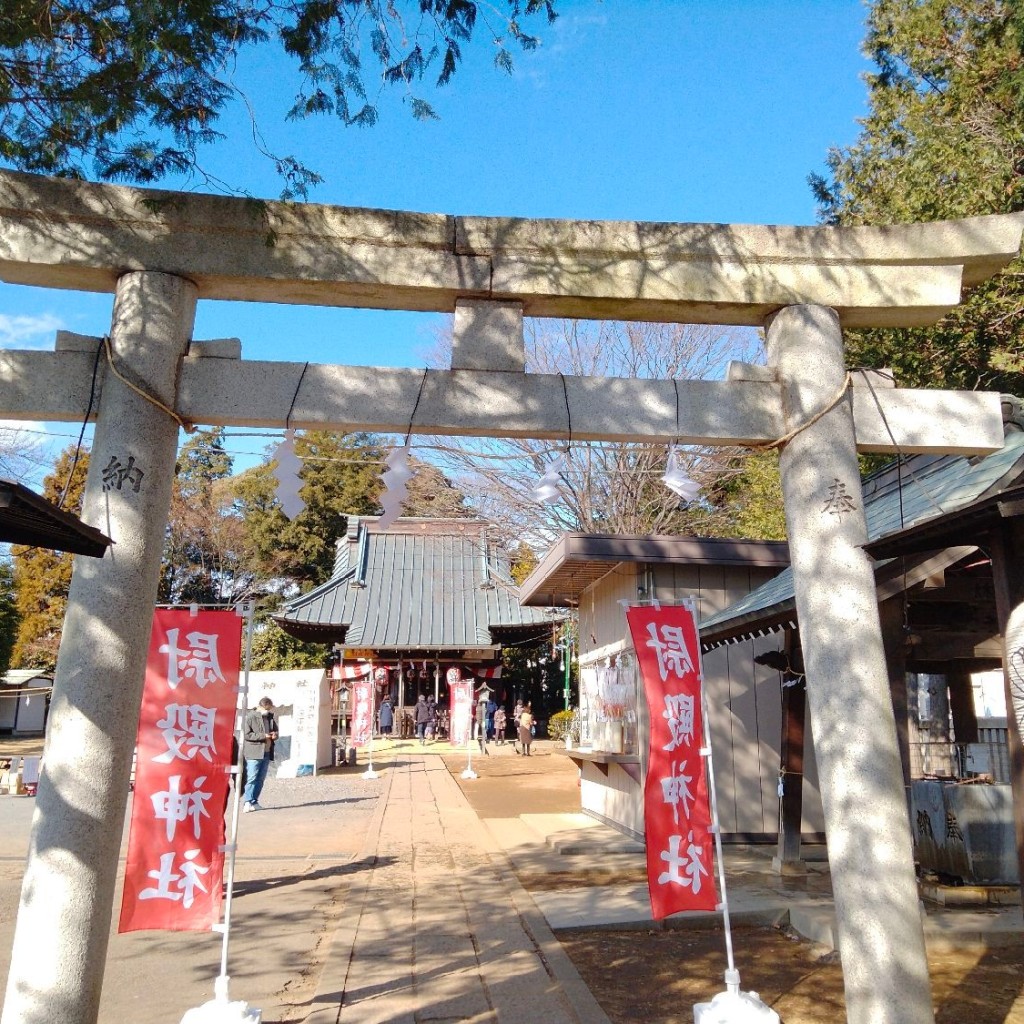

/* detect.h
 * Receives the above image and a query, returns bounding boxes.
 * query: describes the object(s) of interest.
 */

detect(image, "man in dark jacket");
[242,697,278,812]
[413,694,431,745]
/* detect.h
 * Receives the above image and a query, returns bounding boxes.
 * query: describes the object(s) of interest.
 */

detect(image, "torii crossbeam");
[0,169,1021,1024]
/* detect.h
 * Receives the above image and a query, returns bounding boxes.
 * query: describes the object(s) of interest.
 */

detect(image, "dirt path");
[559,926,1024,1024]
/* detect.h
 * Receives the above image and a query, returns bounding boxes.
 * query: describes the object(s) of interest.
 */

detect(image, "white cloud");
[517,11,609,89]
[0,312,64,349]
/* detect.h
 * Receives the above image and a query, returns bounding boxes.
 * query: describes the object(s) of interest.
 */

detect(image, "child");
[494,706,507,745]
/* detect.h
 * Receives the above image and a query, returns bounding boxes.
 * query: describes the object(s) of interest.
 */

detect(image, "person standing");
[379,695,394,740]
[512,698,524,752]
[476,690,490,755]
[493,706,507,745]
[518,702,534,757]
[243,697,278,812]
[426,694,438,742]
[414,694,431,744]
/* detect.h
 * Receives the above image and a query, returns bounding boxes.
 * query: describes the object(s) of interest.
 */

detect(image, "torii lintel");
[0,169,1022,328]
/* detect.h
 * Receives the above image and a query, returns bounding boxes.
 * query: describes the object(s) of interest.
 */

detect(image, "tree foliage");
[161,427,255,604]
[0,0,557,195]
[508,540,538,585]
[248,618,326,671]
[232,430,386,586]
[709,450,787,541]
[232,429,468,588]
[810,0,1024,392]
[0,560,21,679]
[11,446,89,670]
[499,626,562,722]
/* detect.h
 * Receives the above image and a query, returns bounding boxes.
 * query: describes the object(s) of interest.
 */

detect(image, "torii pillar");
[1,272,196,1024]
[768,304,932,1024]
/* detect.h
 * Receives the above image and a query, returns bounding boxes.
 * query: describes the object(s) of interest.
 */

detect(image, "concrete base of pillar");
[771,856,810,876]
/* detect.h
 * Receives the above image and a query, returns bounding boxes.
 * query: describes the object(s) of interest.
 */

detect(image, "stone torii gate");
[0,170,1021,1024]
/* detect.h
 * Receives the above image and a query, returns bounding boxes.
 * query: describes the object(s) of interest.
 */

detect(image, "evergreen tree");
[500,628,562,723]
[161,427,250,604]
[11,447,89,670]
[810,0,1024,392]
[233,430,385,587]
[709,451,787,541]
[234,430,470,588]
[248,620,326,671]
[0,1,558,195]
[509,541,539,585]
[0,560,21,678]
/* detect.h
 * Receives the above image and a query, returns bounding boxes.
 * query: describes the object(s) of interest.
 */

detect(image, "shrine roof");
[699,427,1024,648]
[518,534,790,609]
[274,517,556,650]
[0,478,111,557]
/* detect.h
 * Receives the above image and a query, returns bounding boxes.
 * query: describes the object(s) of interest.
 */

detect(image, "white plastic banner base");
[180,998,261,1024]
[693,988,780,1024]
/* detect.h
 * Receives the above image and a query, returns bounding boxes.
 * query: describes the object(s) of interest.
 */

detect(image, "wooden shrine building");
[275,516,556,730]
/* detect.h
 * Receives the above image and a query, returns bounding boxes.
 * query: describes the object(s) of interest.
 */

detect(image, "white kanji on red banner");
[449,680,474,746]
[626,603,717,919]
[119,609,242,932]
[350,678,374,748]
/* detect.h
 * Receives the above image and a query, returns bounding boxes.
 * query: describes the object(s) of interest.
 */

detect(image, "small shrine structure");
[275,516,555,730]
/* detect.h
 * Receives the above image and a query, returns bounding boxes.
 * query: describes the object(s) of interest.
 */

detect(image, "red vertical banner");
[350,678,374,747]
[450,680,474,746]
[626,602,718,919]
[119,609,242,932]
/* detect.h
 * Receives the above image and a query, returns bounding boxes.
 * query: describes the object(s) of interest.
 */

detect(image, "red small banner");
[119,609,242,932]
[450,680,474,746]
[350,678,374,747]
[626,602,718,919]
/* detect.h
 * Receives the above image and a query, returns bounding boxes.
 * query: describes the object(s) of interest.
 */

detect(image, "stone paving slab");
[309,756,613,1024]
[547,830,645,856]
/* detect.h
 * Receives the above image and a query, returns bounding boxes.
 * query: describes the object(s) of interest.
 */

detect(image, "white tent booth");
[245,669,333,774]
[0,671,53,735]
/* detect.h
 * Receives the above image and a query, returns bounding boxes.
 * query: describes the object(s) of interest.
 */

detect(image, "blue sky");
[0,0,873,473]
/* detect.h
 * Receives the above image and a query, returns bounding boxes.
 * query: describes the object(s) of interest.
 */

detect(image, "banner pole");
[689,596,737,986]
[180,602,260,1023]
[219,601,255,998]
[690,596,779,1021]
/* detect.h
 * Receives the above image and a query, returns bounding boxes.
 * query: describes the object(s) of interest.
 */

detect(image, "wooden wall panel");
[721,639,768,833]
[704,645,740,834]
[574,556,827,841]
